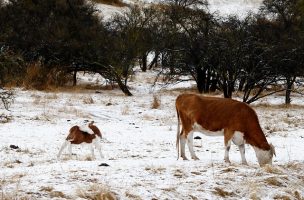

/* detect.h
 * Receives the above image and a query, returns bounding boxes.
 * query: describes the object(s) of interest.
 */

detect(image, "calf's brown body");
[57,121,104,159]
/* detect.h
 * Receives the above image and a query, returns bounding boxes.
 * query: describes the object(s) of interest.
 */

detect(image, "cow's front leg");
[224,139,231,163]
[187,132,199,160]
[238,144,248,165]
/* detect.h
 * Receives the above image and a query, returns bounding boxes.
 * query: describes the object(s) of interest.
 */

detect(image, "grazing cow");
[175,93,275,166]
[57,121,104,159]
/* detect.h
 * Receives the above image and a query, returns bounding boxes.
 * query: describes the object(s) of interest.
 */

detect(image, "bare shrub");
[23,63,71,90]
[46,68,71,89]
[23,63,46,90]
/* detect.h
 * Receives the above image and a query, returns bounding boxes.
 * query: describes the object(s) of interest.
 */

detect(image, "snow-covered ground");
[1,70,304,199]
[123,0,263,16]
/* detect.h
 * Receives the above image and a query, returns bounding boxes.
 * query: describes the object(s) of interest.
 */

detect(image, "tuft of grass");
[173,169,187,178]
[273,194,291,200]
[39,186,54,192]
[294,191,302,200]
[82,95,94,104]
[84,155,94,161]
[264,177,283,187]
[151,95,161,109]
[263,165,283,174]
[125,191,141,200]
[213,187,234,198]
[50,191,67,198]
[76,183,117,200]
[145,165,166,174]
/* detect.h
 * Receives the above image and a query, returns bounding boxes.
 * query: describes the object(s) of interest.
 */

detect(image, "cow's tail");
[176,108,180,160]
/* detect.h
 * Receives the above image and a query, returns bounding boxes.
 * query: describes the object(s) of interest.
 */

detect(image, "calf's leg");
[93,139,104,159]
[57,140,70,159]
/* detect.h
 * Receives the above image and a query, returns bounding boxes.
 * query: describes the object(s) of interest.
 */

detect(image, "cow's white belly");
[192,122,224,136]
[192,123,246,145]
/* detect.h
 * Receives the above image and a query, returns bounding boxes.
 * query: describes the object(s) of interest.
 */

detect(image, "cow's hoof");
[192,156,200,160]
[182,157,189,161]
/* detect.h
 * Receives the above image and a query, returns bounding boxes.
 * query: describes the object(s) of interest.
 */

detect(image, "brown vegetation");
[91,0,127,7]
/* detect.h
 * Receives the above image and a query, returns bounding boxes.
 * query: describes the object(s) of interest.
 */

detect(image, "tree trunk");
[116,74,133,96]
[73,70,77,86]
[196,67,206,93]
[285,76,296,105]
[141,54,147,72]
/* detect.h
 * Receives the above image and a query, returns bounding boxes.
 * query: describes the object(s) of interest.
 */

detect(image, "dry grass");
[213,187,235,198]
[39,186,54,192]
[173,169,187,178]
[82,95,95,104]
[145,166,166,174]
[76,183,117,200]
[49,190,67,198]
[263,165,283,174]
[151,95,161,109]
[91,0,127,7]
[265,177,283,187]
[273,194,292,200]
[125,191,142,200]
[23,63,70,90]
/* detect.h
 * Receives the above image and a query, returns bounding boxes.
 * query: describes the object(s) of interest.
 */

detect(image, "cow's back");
[176,93,260,133]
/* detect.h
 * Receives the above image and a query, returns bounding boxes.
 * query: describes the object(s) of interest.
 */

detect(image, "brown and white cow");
[57,121,104,159]
[175,93,275,166]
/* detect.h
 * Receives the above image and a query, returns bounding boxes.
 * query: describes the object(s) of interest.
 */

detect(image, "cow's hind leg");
[187,132,199,160]
[180,134,188,160]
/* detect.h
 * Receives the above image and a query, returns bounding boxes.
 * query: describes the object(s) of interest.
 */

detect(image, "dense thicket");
[0,0,303,103]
